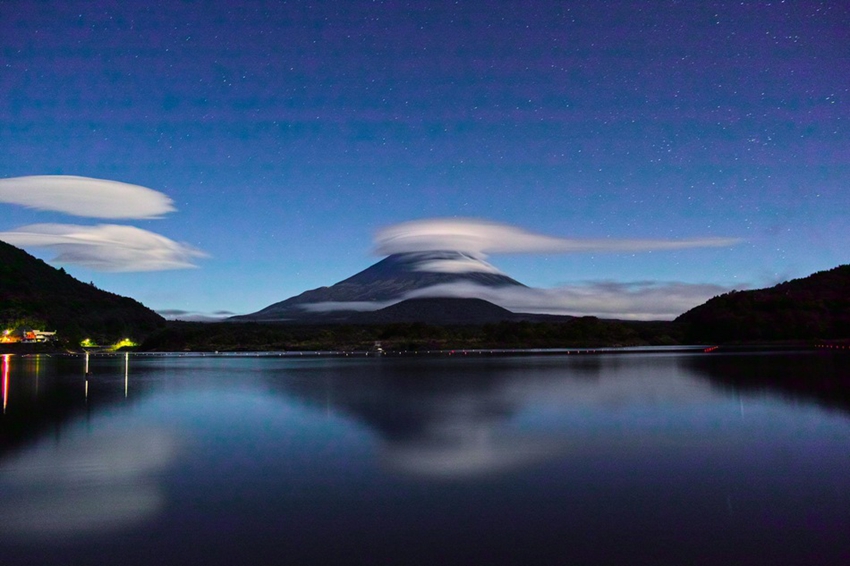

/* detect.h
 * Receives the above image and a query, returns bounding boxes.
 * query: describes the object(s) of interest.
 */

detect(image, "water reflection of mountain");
[268,357,607,478]
[279,357,602,434]
[684,351,850,417]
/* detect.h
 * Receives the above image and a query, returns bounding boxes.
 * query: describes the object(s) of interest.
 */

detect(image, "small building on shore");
[29,330,58,342]
[2,328,58,343]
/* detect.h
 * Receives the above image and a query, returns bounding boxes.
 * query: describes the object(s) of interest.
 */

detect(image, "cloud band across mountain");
[300,280,732,321]
[375,218,741,256]
[402,280,732,320]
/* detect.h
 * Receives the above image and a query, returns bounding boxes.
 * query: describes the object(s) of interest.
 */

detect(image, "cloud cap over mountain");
[375,218,742,256]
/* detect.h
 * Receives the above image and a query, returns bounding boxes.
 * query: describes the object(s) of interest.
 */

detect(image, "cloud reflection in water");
[275,356,730,480]
[275,362,604,479]
[382,422,564,479]
[0,427,179,538]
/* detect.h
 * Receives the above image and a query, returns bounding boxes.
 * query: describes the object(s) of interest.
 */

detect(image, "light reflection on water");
[0,351,848,565]
[2,354,9,414]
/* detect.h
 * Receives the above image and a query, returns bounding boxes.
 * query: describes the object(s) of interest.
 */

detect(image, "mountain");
[0,240,165,343]
[233,251,525,322]
[676,264,850,342]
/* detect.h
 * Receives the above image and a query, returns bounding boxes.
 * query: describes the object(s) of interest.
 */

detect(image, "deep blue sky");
[1,1,848,319]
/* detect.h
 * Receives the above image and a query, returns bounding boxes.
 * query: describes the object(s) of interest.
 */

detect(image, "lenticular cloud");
[0,224,207,272]
[0,175,206,271]
[375,218,741,256]
[0,175,175,219]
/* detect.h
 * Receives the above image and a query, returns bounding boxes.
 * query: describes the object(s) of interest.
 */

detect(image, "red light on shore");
[2,354,9,414]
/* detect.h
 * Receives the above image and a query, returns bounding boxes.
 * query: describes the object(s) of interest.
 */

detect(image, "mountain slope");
[234,251,525,321]
[0,240,165,342]
[676,264,850,342]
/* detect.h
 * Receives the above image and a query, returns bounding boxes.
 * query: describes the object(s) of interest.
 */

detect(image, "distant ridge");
[676,264,850,342]
[233,251,525,322]
[0,240,164,343]
[352,297,519,325]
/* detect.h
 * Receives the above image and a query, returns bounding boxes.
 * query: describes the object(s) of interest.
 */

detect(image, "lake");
[1,349,849,565]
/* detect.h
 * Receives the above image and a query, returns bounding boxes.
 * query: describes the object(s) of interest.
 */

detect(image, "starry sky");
[1,0,848,319]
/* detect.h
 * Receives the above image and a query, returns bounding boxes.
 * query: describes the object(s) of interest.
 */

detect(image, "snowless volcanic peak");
[233,251,525,321]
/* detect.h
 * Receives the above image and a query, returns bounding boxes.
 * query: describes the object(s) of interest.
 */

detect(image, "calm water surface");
[1,350,849,565]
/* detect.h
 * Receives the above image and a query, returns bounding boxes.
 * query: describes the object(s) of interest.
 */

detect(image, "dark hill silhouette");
[0,240,164,344]
[352,297,519,325]
[233,251,525,322]
[676,264,850,342]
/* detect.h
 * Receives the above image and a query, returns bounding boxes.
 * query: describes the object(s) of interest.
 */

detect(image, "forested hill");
[676,265,850,342]
[0,240,164,344]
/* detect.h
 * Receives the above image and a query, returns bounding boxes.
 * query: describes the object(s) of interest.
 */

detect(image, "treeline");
[676,265,850,343]
[140,317,684,352]
[0,240,165,345]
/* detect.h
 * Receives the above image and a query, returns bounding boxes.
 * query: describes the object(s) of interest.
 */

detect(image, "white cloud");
[375,218,741,256]
[0,175,175,219]
[413,254,505,274]
[0,224,207,272]
[404,281,730,320]
[157,309,236,321]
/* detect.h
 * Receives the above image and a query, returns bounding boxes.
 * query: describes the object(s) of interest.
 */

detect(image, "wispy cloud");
[0,224,207,272]
[375,218,742,256]
[157,309,235,321]
[157,309,193,317]
[412,253,506,274]
[0,175,175,219]
[302,280,732,320]
[405,281,732,320]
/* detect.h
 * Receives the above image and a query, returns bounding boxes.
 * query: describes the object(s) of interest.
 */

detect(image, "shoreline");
[4,342,845,358]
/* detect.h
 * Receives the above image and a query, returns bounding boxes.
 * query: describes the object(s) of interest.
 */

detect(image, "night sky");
[1,1,848,319]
